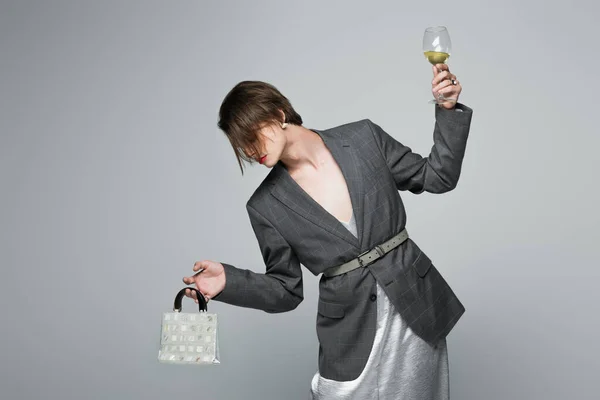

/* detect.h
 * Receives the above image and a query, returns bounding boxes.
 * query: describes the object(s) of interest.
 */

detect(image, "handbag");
[158,287,220,365]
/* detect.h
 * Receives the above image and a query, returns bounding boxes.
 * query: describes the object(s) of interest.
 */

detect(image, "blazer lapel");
[269,128,364,250]
[329,131,365,251]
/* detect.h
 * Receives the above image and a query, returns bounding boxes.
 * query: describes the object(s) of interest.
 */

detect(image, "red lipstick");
[259,155,267,164]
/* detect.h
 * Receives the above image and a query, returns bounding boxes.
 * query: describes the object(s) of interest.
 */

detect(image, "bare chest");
[289,159,353,223]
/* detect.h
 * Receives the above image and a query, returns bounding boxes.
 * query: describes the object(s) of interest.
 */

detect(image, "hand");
[431,64,462,110]
[182,260,226,304]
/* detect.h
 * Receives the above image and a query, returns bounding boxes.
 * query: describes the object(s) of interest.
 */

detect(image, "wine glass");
[423,26,456,104]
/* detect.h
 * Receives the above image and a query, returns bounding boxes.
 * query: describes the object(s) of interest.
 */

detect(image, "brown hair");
[217,81,303,174]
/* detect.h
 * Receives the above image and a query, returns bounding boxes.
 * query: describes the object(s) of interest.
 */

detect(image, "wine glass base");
[428,97,457,104]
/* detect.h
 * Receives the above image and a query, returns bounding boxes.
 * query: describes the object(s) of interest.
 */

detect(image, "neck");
[278,125,328,173]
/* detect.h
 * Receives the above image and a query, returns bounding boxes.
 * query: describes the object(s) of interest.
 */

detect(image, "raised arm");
[366,103,473,194]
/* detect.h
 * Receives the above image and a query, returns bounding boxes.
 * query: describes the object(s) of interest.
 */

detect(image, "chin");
[261,156,277,168]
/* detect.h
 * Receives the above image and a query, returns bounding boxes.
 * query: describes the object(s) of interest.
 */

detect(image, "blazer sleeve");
[212,203,303,313]
[366,103,473,194]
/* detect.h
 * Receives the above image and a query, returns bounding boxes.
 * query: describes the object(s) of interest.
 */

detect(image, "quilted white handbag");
[158,287,220,365]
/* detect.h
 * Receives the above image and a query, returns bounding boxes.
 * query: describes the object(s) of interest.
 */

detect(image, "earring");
[281,122,288,129]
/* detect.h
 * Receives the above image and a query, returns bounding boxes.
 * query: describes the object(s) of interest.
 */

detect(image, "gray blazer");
[214,103,473,381]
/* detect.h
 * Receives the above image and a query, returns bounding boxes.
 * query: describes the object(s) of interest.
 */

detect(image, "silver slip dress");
[309,211,450,400]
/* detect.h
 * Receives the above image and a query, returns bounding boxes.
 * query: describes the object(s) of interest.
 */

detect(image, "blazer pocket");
[412,251,432,278]
[317,299,345,319]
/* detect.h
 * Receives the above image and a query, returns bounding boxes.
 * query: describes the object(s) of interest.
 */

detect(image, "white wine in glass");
[423,26,456,104]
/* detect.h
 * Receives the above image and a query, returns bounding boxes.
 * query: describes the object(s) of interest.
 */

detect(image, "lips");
[259,155,267,164]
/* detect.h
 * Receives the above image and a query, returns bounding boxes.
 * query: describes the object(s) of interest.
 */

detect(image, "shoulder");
[244,166,281,216]
[246,177,272,211]
[322,118,373,135]
[316,118,377,145]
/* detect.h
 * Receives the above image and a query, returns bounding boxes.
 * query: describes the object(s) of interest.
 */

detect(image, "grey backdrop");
[1,0,598,399]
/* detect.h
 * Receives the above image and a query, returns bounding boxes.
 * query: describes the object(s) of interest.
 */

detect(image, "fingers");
[432,64,449,79]
[182,272,201,285]
[185,288,199,303]
[183,261,209,304]
[439,83,462,95]
[432,70,448,86]
[182,260,224,304]
[185,288,207,304]
[432,63,449,74]
[431,63,461,104]
[437,83,462,109]
[431,64,458,97]
[184,288,212,305]
[432,70,456,86]
[193,260,208,273]
[183,260,208,284]
[433,78,455,93]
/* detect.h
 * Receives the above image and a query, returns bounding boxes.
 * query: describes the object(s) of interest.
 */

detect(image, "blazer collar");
[269,128,364,249]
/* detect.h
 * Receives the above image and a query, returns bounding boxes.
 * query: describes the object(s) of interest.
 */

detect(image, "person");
[182,63,473,399]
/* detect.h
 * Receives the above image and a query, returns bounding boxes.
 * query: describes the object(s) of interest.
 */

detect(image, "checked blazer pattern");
[214,103,473,381]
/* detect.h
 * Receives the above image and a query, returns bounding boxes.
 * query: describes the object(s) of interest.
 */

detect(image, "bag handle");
[173,287,208,312]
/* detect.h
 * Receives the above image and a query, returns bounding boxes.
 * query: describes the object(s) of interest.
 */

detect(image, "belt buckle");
[357,245,385,268]
[357,248,370,267]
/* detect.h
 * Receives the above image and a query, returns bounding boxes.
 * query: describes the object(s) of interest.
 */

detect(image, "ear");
[279,109,286,124]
